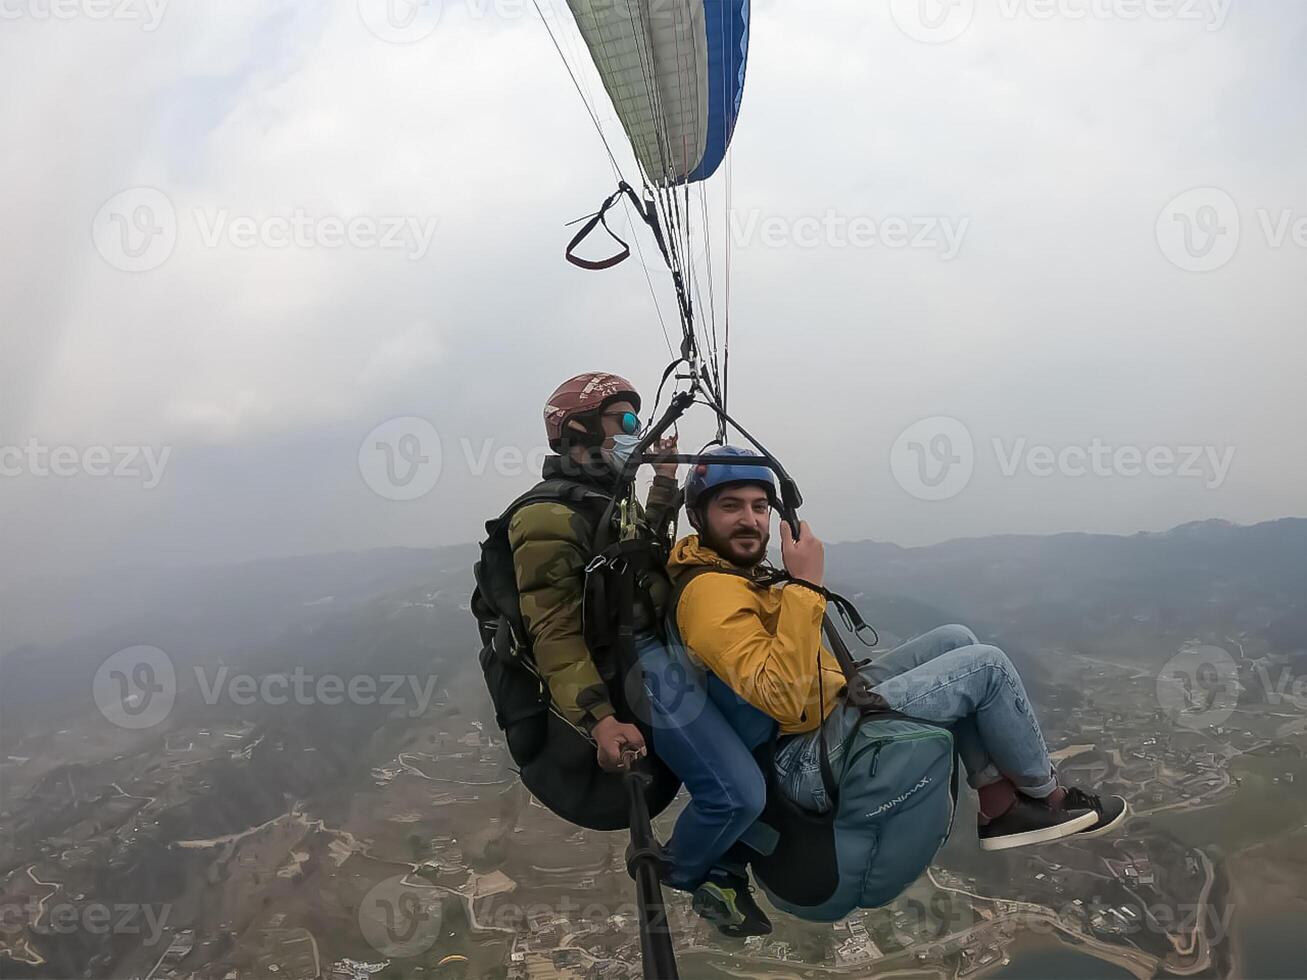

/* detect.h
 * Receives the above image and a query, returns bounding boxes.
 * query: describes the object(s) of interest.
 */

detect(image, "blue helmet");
[684,446,780,512]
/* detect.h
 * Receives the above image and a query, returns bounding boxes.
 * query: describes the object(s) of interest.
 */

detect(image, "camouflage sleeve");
[642,475,680,539]
[507,501,615,731]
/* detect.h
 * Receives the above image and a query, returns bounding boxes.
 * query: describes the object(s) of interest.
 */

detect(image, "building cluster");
[957,943,1007,976]
[739,935,798,962]
[328,956,388,979]
[1089,902,1143,935]
[425,833,464,873]
[251,927,319,980]
[506,947,640,980]
[831,914,884,966]
[506,909,633,968]
[1104,849,1156,886]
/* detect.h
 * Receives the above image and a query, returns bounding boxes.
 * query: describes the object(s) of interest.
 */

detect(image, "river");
[987,936,1135,979]
[1235,910,1307,978]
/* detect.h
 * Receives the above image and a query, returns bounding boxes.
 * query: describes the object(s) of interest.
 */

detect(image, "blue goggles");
[601,410,643,436]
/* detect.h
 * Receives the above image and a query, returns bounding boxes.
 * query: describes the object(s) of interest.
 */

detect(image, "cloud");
[2,0,1303,583]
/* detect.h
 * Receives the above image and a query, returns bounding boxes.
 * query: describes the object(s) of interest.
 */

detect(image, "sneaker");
[691,871,772,938]
[978,792,1098,851]
[1062,787,1129,838]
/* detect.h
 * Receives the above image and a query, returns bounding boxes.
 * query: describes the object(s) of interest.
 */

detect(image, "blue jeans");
[774,625,1058,813]
[635,632,777,891]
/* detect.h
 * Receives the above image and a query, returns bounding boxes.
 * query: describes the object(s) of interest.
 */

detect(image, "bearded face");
[696,484,772,567]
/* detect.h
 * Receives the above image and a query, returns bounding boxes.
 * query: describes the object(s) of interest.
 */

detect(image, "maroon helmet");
[544,372,641,452]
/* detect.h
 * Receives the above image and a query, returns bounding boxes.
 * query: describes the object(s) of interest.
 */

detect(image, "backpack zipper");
[850,729,952,779]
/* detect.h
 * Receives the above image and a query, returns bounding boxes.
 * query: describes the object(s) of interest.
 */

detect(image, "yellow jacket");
[668,535,847,734]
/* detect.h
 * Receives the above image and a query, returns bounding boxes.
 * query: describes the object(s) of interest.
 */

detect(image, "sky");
[1,0,1304,588]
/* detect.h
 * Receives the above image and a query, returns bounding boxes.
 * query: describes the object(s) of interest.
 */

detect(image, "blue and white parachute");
[542,0,752,421]
[564,0,750,186]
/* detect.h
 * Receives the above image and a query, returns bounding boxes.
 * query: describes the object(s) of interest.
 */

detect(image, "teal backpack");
[747,710,957,921]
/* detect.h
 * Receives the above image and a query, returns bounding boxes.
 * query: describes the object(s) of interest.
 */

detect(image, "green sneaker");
[691,871,772,938]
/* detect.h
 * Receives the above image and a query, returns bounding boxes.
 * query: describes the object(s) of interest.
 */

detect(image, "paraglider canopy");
[565,0,750,186]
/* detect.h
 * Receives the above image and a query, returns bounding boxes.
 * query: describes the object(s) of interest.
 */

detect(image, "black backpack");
[471,478,681,831]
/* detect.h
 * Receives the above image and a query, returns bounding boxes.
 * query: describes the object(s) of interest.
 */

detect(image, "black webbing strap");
[488,479,611,647]
[494,479,605,528]
[565,182,671,272]
[564,193,630,270]
[666,565,724,632]
[776,576,883,712]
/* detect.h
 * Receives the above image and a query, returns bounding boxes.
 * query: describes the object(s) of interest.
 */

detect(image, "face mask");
[604,432,643,473]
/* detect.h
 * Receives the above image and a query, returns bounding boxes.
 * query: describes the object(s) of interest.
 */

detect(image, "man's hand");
[592,715,647,772]
[650,435,679,480]
[780,520,825,587]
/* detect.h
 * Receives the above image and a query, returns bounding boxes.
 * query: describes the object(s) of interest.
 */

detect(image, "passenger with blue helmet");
[652,447,1128,930]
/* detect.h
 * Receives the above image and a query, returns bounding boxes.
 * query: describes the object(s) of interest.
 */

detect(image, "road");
[172,807,303,848]
[925,868,1159,980]
[397,752,512,786]
[25,866,60,929]
[1158,848,1215,975]
[0,868,61,968]
[141,943,171,980]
